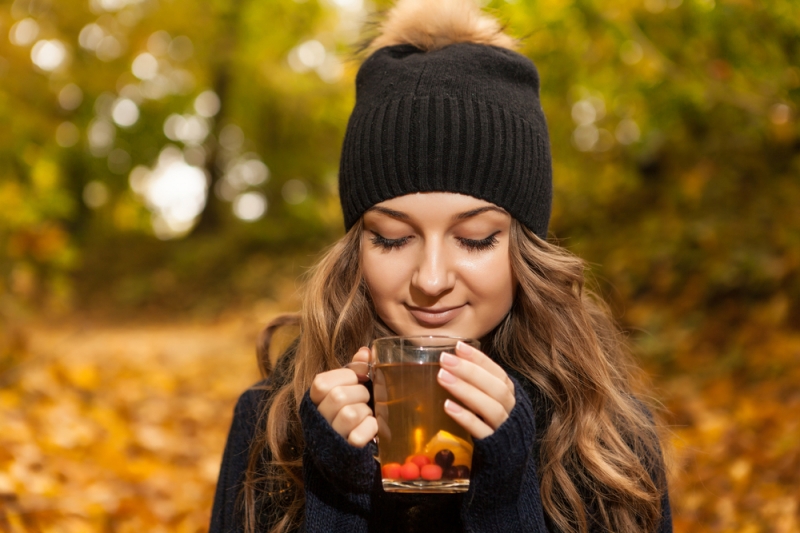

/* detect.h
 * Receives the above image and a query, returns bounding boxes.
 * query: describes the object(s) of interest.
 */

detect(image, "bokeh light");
[232,192,267,221]
[9,18,39,46]
[31,40,67,71]
[87,119,116,156]
[194,90,221,118]
[111,98,140,127]
[163,114,209,145]
[58,84,84,110]
[168,36,193,62]
[131,147,208,239]
[132,52,158,80]
[83,181,110,208]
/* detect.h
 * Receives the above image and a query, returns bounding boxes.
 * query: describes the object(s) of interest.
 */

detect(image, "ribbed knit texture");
[339,43,553,239]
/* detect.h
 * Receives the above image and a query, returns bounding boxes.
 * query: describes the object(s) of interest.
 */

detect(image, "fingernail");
[444,399,462,413]
[456,341,472,354]
[440,352,458,367]
[438,368,456,384]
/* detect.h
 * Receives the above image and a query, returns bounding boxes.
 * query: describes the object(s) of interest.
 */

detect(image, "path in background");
[0,313,798,532]
[0,312,267,533]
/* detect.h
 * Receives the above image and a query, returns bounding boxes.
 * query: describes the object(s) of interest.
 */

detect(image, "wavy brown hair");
[242,218,667,533]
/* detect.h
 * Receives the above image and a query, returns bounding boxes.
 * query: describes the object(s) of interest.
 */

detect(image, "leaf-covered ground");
[0,313,798,532]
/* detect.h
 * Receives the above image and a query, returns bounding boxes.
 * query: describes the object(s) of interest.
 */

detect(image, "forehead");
[366,192,509,223]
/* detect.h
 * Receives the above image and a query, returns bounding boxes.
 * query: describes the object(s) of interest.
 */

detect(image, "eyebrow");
[368,206,411,220]
[452,206,507,221]
[366,205,507,222]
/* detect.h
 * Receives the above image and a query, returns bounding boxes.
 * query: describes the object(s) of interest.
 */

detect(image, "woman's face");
[360,192,515,340]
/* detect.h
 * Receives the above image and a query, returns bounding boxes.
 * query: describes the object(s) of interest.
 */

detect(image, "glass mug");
[348,336,479,493]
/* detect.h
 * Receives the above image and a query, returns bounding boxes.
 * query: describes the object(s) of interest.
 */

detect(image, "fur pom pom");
[368,0,517,53]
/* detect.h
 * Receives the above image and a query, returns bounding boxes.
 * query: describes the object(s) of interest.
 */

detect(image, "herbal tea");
[373,362,473,493]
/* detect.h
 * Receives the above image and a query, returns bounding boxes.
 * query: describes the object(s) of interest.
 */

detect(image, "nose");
[410,238,455,297]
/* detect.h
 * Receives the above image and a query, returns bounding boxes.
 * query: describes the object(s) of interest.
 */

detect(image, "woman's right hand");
[309,347,377,448]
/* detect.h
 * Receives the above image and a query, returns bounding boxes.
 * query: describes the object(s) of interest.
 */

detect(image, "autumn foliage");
[1,0,800,530]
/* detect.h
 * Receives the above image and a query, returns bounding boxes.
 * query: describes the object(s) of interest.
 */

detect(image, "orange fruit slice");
[422,430,473,467]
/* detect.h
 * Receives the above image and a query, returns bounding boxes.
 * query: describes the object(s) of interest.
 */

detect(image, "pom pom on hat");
[368,0,517,53]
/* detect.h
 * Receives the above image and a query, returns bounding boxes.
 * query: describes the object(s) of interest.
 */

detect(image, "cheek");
[361,252,407,305]
[459,251,515,310]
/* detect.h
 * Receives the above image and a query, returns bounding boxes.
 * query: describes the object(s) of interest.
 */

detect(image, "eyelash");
[370,234,410,250]
[369,232,499,252]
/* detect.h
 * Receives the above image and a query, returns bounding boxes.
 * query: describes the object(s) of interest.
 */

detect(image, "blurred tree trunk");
[192,0,247,235]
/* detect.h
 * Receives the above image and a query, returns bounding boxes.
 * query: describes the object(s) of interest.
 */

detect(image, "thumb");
[351,346,371,364]
[345,347,371,382]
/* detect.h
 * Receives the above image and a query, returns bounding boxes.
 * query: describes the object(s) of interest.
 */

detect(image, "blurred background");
[0,0,798,531]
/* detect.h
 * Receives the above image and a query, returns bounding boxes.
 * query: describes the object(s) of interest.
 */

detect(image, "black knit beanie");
[338,14,552,239]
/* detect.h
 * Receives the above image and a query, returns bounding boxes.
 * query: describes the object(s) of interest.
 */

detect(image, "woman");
[210,1,672,532]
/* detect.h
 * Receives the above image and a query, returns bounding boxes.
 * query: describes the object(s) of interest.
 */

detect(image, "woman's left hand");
[437,341,516,439]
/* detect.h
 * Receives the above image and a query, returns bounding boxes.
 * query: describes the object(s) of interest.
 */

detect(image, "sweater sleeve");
[298,390,379,532]
[460,375,549,533]
[209,385,264,533]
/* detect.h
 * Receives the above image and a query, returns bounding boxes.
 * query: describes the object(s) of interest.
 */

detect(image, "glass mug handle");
[342,361,379,451]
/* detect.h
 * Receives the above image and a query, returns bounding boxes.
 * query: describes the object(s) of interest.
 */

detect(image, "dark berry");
[454,465,470,478]
[443,466,459,479]
[434,449,455,469]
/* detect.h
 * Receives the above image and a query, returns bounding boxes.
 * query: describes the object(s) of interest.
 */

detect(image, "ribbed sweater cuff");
[299,389,378,494]
[465,375,537,507]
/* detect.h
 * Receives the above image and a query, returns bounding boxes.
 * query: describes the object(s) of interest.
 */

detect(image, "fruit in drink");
[423,430,473,468]
[407,454,430,468]
[421,464,443,480]
[382,463,402,479]
[434,449,455,469]
[400,462,420,480]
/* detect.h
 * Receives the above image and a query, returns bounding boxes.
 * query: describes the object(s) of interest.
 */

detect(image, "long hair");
[242,218,666,533]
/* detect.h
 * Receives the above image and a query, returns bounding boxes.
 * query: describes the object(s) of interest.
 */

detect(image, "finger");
[344,347,372,382]
[347,416,378,448]
[437,368,510,430]
[331,402,374,439]
[444,399,494,440]
[316,384,371,423]
[439,352,515,413]
[351,346,371,364]
[455,341,515,395]
[310,368,360,405]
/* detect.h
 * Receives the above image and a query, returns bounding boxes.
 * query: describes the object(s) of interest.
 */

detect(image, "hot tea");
[373,362,473,492]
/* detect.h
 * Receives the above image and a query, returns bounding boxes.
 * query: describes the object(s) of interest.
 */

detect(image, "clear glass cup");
[354,335,479,493]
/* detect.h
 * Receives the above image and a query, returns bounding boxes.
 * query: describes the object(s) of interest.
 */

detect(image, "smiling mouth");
[406,304,465,327]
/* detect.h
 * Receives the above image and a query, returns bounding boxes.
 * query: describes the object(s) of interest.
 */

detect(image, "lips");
[406,304,465,327]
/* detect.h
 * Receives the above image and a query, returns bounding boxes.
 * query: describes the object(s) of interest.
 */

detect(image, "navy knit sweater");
[210,352,673,533]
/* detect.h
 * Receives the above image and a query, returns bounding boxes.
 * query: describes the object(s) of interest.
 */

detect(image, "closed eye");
[457,232,500,252]
[370,233,411,250]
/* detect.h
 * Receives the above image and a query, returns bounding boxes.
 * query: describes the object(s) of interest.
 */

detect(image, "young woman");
[210,1,673,532]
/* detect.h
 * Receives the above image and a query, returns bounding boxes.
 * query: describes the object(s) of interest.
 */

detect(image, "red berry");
[399,462,420,480]
[381,463,402,479]
[420,464,443,480]
[408,454,431,468]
